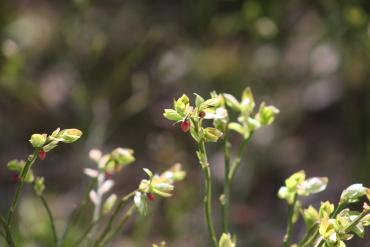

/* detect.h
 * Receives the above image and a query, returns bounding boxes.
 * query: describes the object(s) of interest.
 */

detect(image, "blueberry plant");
[1,88,369,247]
[279,171,370,247]
[163,88,369,247]
[163,88,279,246]
[0,128,185,247]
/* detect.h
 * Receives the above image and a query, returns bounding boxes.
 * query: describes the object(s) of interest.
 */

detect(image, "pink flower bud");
[147,193,155,201]
[38,150,46,160]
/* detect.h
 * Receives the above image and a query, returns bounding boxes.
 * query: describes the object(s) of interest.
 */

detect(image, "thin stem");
[198,141,218,247]
[299,224,319,246]
[283,194,298,247]
[222,127,231,233]
[345,210,368,231]
[58,179,96,247]
[228,136,252,181]
[331,202,346,218]
[93,191,136,247]
[37,192,58,245]
[71,218,102,247]
[7,151,38,227]
[96,205,136,247]
[0,214,14,247]
[87,173,105,245]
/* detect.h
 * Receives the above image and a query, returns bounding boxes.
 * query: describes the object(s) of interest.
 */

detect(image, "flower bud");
[180,119,191,132]
[103,194,117,215]
[219,233,236,247]
[59,129,83,143]
[111,148,135,167]
[223,93,241,111]
[134,191,148,215]
[163,109,182,121]
[34,177,45,196]
[319,201,334,219]
[38,150,46,160]
[29,134,47,148]
[7,159,25,172]
[256,103,280,126]
[147,193,155,201]
[204,127,223,142]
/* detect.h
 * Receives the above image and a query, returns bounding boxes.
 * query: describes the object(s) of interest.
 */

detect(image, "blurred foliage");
[0,0,370,246]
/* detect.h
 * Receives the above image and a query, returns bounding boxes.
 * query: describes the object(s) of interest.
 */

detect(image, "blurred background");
[0,0,369,246]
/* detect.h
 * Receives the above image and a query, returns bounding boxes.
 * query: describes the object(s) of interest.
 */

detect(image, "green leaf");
[194,93,205,107]
[134,191,148,216]
[143,168,153,178]
[303,206,320,229]
[163,109,182,121]
[350,222,365,238]
[285,170,306,190]
[200,97,222,110]
[223,93,241,111]
[42,140,58,152]
[298,177,328,196]
[340,184,367,204]
[228,122,244,136]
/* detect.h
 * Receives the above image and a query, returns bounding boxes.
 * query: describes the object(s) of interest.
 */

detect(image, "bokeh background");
[0,0,370,246]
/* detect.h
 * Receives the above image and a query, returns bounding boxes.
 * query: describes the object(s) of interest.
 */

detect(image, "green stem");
[87,173,105,246]
[0,214,14,247]
[345,210,368,231]
[222,127,231,233]
[198,141,218,247]
[283,194,297,247]
[93,191,136,247]
[331,202,346,218]
[58,179,97,247]
[96,205,136,247]
[7,151,38,227]
[299,224,319,247]
[228,136,252,181]
[72,218,102,247]
[37,192,58,245]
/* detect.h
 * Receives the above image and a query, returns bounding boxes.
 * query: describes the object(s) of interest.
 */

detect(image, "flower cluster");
[85,148,136,215]
[29,128,83,159]
[163,87,279,247]
[134,163,186,215]
[163,88,280,143]
[7,128,83,194]
[279,171,370,247]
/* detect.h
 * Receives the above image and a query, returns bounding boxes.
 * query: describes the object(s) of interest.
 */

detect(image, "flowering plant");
[163,87,279,246]
[0,128,185,247]
[279,171,370,247]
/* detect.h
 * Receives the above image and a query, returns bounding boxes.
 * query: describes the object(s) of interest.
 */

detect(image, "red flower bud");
[180,119,191,132]
[198,111,206,118]
[38,150,46,160]
[105,172,113,179]
[147,193,155,201]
